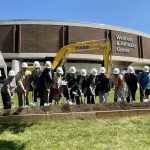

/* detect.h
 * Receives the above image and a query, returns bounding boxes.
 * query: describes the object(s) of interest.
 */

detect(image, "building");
[0,20,150,75]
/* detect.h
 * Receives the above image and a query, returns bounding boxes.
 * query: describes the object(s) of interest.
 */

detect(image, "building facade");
[0,20,150,74]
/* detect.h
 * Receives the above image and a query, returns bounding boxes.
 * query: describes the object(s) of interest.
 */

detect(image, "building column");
[11,60,20,74]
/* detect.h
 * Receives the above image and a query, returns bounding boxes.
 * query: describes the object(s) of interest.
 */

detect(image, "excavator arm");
[52,39,112,72]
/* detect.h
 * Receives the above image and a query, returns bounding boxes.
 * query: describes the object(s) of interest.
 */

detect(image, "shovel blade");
[143,99,150,102]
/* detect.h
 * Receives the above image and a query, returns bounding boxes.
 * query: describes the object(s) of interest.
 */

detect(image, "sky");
[0,0,150,34]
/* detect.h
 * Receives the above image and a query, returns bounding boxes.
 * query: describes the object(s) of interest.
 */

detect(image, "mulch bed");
[0,101,150,116]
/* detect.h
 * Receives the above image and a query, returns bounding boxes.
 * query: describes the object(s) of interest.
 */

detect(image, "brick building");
[0,20,150,75]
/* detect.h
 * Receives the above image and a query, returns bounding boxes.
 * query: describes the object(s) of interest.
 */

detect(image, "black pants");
[65,88,75,102]
[1,92,11,109]
[75,96,82,105]
[17,91,29,107]
[49,87,55,104]
[33,88,39,102]
[126,90,136,102]
[87,95,95,104]
[39,90,50,106]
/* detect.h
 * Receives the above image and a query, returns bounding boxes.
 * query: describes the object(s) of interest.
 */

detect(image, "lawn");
[0,89,148,150]
[0,116,150,150]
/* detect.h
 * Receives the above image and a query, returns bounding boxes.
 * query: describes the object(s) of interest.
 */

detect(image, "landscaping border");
[0,109,150,124]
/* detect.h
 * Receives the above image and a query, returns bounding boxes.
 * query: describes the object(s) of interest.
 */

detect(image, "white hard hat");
[56,67,63,75]
[45,61,52,69]
[80,69,87,76]
[127,66,134,73]
[91,68,97,76]
[100,67,106,74]
[113,68,120,75]
[33,61,40,68]
[9,70,16,76]
[69,66,76,74]
[22,62,28,68]
[143,66,149,73]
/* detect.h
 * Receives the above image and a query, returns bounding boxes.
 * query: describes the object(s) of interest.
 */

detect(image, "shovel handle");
[24,92,27,106]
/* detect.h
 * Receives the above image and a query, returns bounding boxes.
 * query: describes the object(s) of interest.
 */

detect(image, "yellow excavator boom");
[52,39,112,72]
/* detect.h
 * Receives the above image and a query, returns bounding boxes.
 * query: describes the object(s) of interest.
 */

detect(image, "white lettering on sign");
[116,47,129,53]
[116,35,136,53]
[116,35,133,42]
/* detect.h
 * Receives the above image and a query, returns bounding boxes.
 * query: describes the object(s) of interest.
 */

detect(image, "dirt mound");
[1,102,150,116]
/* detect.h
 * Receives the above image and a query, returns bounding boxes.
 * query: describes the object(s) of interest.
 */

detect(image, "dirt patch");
[1,102,150,116]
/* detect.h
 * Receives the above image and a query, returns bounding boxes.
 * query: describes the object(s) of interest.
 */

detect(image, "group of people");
[1,60,150,109]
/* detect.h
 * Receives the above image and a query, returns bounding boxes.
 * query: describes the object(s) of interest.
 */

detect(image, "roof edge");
[0,19,150,38]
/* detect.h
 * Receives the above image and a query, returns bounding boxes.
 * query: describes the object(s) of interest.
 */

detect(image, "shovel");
[67,88,73,105]
[24,92,27,107]
[143,92,150,102]
[116,91,122,102]
[139,83,150,102]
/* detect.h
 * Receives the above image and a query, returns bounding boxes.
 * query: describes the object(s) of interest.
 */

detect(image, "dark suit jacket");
[37,68,54,90]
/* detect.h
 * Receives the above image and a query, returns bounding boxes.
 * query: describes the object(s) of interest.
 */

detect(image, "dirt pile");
[1,102,150,116]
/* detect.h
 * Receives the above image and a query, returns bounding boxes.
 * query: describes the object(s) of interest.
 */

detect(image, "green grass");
[0,116,150,150]
[0,90,147,150]
[0,90,141,108]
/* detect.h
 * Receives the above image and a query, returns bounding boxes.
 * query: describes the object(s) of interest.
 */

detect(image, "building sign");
[116,35,136,53]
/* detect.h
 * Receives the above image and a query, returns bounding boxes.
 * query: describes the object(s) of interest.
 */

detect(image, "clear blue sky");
[1,0,150,34]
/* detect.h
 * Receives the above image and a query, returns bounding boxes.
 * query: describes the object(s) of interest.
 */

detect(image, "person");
[124,66,137,103]
[86,68,97,104]
[50,67,63,105]
[137,66,150,102]
[75,69,87,104]
[96,67,110,103]
[1,70,16,109]
[0,70,3,90]
[112,68,128,102]
[16,62,31,107]
[30,61,42,107]
[37,61,53,106]
[65,66,78,104]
